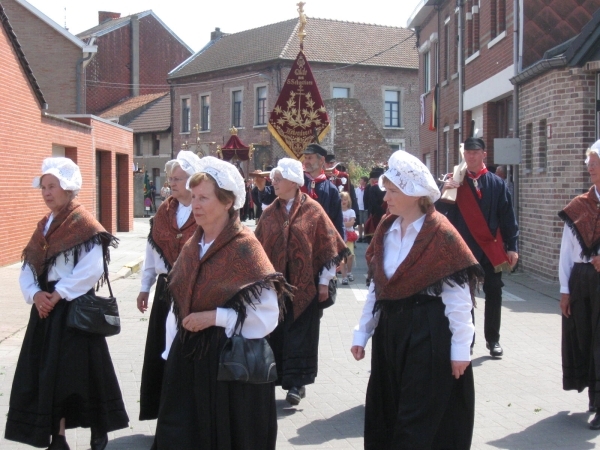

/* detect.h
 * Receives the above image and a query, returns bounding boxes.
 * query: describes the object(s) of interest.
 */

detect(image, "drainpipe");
[512,0,520,226]
[131,15,140,97]
[76,37,96,114]
[458,0,464,145]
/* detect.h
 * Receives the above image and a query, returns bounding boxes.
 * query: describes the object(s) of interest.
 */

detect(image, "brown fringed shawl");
[148,196,196,270]
[559,186,600,259]
[168,214,288,330]
[22,200,117,283]
[369,206,481,302]
[255,191,349,319]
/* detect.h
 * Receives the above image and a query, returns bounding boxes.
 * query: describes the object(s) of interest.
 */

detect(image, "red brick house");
[167,18,418,169]
[408,0,598,280]
[0,3,133,266]
[78,11,193,115]
[1,0,97,114]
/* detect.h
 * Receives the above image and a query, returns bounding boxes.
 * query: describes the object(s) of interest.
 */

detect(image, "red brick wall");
[0,23,133,266]
[518,67,596,280]
[86,14,192,115]
[2,0,81,114]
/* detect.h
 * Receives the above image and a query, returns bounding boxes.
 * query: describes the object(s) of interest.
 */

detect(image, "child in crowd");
[340,191,356,284]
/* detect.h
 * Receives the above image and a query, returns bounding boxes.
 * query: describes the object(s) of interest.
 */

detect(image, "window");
[152,168,160,188]
[539,119,547,170]
[454,128,460,166]
[454,12,459,74]
[524,123,533,172]
[390,144,400,151]
[135,135,142,156]
[444,22,450,80]
[384,90,401,128]
[491,0,506,38]
[256,86,267,126]
[181,98,190,133]
[332,87,350,98]
[152,133,160,156]
[424,153,432,172]
[232,90,242,127]
[200,95,210,131]
[473,0,480,53]
[496,97,514,138]
[423,51,431,93]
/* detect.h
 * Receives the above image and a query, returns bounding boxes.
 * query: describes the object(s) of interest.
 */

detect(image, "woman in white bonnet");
[351,150,481,449]
[5,157,128,450]
[154,157,285,449]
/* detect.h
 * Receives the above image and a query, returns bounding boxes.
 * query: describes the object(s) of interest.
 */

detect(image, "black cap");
[324,154,336,163]
[303,143,328,157]
[464,137,485,150]
[369,167,384,179]
[265,165,274,171]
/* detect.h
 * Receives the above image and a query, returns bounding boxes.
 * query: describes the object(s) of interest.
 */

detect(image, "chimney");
[98,11,121,24]
[211,27,224,41]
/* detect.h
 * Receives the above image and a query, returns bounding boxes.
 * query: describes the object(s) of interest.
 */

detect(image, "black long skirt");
[364,295,475,450]
[5,297,129,448]
[154,327,277,450]
[269,296,321,390]
[562,263,600,406]
[139,274,170,420]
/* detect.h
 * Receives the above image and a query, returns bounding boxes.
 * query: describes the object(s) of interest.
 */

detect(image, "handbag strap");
[73,245,114,298]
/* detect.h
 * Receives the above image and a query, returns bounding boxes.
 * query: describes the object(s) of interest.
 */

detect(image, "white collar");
[595,185,600,202]
[386,214,426,235]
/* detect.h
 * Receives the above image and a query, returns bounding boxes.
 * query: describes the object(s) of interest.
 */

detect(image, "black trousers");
[482,260,504,343]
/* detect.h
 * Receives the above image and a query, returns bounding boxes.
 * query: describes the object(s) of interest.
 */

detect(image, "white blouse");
[162,234,280,360]
[352,215,474,362]
[19,213,105,304]
[140,202,192,292]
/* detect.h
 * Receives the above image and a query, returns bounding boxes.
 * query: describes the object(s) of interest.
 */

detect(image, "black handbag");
[318,277,337,309]
[65,254,120,337]
[217,334,277,384]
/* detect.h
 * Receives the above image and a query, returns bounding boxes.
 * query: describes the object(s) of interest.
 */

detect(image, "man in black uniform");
[437,137,519,358]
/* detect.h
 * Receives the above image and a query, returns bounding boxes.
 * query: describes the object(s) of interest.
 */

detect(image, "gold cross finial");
[297,2,307,49]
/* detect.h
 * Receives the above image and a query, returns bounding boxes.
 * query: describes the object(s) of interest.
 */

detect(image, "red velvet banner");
[268,51,330,160]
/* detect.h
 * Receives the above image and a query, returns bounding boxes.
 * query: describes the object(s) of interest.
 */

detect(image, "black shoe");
[286,386,306,406]
[48,435,70,450]
[591,412,600,430]
[90,428,108,450]
[486,341,503,358]
[591,403,598,413]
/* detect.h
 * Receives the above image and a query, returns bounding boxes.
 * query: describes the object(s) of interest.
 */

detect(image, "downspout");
[76,37,96,114]
[170,81,175,159]
[458,0,464,145]
[436,5,444,175]
[512,0,520,227]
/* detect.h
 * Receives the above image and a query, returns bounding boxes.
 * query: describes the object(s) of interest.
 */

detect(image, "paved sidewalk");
[1,220,599,449]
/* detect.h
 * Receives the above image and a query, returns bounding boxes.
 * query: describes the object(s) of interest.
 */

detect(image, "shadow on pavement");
[287,404,365,445]
[109,433,155,449]
[276,399,303,417]
[486,411,598,449]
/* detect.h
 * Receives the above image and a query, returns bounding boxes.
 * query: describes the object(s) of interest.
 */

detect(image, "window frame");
[231,88,243,128]
[180,96,191,134]
[383,88,402,128]
[200,93,210,132]
[255,85,268,127]
[423,51,431,93]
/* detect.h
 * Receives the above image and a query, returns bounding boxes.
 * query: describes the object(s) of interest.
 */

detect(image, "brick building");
[1,0,97,114]
[408,0,598,280]
[0,3,133,267]
[167,18,418,170]
[77,11,193,115]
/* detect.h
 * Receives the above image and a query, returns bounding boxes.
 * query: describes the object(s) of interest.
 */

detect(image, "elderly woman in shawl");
[6,158,128,450]
[351,150,481,450]
[137,150,201,421]
[255,158,348,406]
[153,157,285,450]
[559,140,600,430]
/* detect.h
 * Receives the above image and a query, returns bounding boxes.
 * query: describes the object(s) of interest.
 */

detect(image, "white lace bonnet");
[166,150,202,177]
[271,158,304,186]
[585,139,600,164]
[379,150,440,203]
[32,157,82,193]
[192,156,246,210]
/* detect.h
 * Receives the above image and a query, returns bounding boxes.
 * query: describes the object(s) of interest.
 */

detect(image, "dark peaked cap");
[324,154,336,163]
[464,137,485,150]
[304,144,328,157]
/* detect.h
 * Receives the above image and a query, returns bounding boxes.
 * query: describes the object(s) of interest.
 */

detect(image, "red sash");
[456,182,510,272]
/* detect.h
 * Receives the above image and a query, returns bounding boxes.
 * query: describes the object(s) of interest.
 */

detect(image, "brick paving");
[1,218,600,449]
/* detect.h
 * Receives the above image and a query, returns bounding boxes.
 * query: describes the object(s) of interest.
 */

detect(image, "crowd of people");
[8,137,600,449]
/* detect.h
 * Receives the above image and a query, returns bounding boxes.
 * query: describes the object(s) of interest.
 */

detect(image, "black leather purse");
[218,334,277,384]
[65,252,120,337]
[318,277,337,309]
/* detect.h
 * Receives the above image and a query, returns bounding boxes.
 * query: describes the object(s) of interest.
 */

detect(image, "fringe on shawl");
[372,264,483,316]
[146,217,174,272]
[558,210,600,259]
[322,247,352,271]
[21,232,118,287]
[168,272,294,360]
